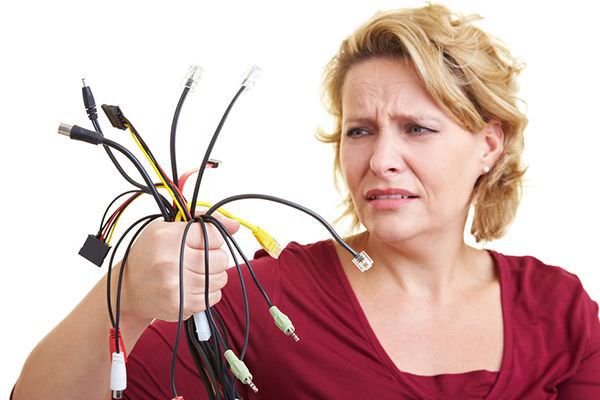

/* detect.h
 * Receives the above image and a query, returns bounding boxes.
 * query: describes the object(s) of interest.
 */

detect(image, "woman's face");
[340,57,494,244]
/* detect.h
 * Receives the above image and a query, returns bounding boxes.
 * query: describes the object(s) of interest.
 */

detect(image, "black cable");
[101,137,171,220]
[114,215,162,353]
[170,86,191,188]
[204,215,250,359]
[184,320,217,400]
[82,81,149,191]
[189,86,246,218]
[197,217,229,351]
[98,190,142,236]
[124,119,192,222]
[106,214,160,331]
[170,219,197,398]
[205,215,272,308]
[206,193,357,257]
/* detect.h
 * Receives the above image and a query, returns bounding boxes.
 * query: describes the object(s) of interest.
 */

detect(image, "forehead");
[341,57,441,118]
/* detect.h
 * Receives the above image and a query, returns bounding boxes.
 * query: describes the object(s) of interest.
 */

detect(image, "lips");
[364,188,418,200]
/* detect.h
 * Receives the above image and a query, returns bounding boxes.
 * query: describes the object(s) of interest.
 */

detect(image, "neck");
[348,229,486,306]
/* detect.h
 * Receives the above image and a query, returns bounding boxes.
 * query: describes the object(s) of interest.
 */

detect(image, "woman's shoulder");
[488,248,598,324]
[488,249,587,294]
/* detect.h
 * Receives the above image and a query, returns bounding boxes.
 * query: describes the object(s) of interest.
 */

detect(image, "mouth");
[366,194,418,201]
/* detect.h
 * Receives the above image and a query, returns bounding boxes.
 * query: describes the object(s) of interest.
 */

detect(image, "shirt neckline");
[324,239,512,399]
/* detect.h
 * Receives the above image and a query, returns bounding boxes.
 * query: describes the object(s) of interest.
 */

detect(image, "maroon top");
[124,239,600,399]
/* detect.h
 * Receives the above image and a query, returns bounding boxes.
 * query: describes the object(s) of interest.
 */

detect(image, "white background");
[1,0,599,396]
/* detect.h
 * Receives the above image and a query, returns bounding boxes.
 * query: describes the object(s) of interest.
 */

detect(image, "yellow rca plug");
[224,350,258,393]
[269,306,299,342]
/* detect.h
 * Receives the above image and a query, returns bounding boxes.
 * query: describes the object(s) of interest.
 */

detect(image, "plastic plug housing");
[224,350,258,393]
[79,234,111,267]
[240,65,261,89]
[193,311,211,341]
[110,352,127,399]
[252,227,282,258]
[269,305,299,342]
[184,65,204,92]
[352,250,373,272]
[101,104,128,130]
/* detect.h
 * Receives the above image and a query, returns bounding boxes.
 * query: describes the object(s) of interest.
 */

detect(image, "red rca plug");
[110,328,127,362]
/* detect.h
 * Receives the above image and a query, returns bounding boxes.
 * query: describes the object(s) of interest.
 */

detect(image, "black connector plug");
[79,234,111,267]
[101,104,128,130]
[58,123,103,145]
[82,78,98,121]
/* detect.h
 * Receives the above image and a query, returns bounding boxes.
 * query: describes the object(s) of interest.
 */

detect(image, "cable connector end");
[101,104,128,130]
[352,250,373,272]
[79,234,110,267]
[110,352,127,398]
[240,65,262,89]
[172,397,185,400]
[81,78,98,120]
[269,306,299,342]
[224,350,258,393]
[252,227,282,259]
[184,64,204,92]
[57,123,103,145]
[58,123,73,137]
[193,311,212,341]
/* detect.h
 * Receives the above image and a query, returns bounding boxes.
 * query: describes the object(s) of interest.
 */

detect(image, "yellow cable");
[176,201,283,258]
[125,124,188,221]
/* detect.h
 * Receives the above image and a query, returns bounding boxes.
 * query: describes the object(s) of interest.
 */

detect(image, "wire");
[98,190,142,236]
[124,121,190,221]
[89,97,150,192]
[170,219,197,398]
[197,217,229,350]
[101,137,171,220]
[203,216,250,359]
[106,214,161,331]
[206,193,358,257]
[204,215,272,308]
[189,86,246,218]
[170,86,191,189]
[114,215,163,353]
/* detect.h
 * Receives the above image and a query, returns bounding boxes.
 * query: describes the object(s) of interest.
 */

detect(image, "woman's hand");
[119,214,241,324]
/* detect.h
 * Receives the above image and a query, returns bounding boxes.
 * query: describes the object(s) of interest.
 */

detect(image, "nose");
[369,130,405,177]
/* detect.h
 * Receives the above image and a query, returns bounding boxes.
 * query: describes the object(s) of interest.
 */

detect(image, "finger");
[185,290,223,316]
[185,270,229,295]
[183,247,230,275]
[184,221,225,250]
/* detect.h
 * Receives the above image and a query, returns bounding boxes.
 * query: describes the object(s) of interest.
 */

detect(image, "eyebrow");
[342,114,443,126]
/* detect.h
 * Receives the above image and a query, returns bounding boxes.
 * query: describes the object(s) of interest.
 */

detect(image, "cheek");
[339,142,369,190]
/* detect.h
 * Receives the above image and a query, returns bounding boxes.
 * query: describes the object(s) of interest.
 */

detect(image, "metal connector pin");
[246,379,258,393]
[58,123,73,137]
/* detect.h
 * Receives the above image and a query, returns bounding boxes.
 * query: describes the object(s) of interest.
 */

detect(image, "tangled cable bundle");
[57,66,373,400]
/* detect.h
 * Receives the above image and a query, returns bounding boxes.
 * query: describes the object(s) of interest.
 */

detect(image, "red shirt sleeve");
[557,281,600,399]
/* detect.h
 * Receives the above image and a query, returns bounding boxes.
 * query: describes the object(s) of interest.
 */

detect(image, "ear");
[481,120,504,166]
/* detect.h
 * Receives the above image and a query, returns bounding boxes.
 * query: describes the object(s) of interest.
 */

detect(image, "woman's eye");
[344,127,369,137]
[407,125,436,136]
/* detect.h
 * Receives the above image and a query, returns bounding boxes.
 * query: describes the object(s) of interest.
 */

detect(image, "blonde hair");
[317,3,528,242]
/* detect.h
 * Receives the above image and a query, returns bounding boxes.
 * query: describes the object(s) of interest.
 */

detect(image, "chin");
[363,216,421,244]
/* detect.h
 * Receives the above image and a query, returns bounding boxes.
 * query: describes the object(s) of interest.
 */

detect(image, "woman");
[13,4,600,399]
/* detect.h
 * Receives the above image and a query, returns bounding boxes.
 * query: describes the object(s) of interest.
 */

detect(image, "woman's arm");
[12,264,150,399]
[12,217,239,399]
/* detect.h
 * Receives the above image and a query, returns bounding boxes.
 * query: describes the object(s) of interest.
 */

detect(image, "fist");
[117,213,241,323]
